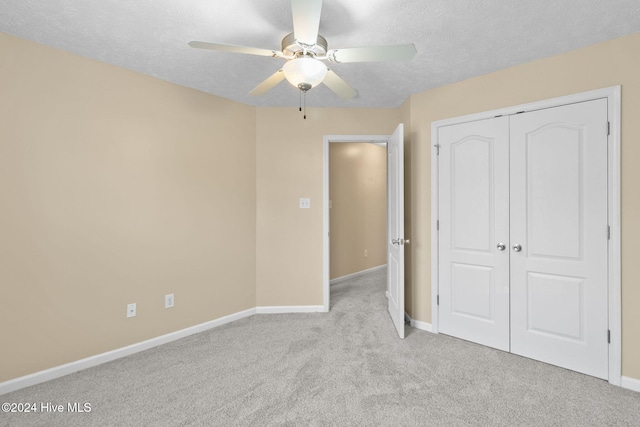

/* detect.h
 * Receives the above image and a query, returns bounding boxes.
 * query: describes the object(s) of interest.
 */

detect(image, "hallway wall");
[329,142,387,280]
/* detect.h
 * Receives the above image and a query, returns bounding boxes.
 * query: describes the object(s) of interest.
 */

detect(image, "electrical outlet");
[364,249,368,257]
[165,293,174,309]
[127,303,136,318]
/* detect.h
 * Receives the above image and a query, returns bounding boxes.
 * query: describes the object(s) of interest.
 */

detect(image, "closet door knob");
[496,243,506,251]
[513,243,522,252]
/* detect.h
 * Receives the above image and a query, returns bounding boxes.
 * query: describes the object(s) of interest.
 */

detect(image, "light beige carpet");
[2,269,639,426]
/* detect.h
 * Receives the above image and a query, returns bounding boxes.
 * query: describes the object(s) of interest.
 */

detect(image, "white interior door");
[387,124,405,339]
[510,99,609,379]
[438,117,511,351]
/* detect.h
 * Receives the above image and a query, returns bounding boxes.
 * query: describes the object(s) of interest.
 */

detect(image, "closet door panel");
[509,99,609,379]
[438,117,510,351]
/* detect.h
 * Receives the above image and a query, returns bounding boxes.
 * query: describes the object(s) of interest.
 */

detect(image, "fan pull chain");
[297,88,308,119]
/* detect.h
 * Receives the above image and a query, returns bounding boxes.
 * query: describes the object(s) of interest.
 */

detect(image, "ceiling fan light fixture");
[283,57,327,91]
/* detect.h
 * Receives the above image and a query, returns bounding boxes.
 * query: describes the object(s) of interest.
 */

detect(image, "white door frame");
[430,86,621,385]
[322,134,391,312]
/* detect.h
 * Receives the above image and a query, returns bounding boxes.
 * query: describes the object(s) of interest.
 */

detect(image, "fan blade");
[291,0,322,46]
[249,69,286,96]
[323,70,357,99]
[327,44,417,63]
[188,41,282,58]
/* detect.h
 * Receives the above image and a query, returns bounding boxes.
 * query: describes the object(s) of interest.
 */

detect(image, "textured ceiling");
[1,0,639,108]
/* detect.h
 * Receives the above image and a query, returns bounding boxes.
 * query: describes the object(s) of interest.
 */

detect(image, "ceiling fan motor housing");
[282,32,328,58]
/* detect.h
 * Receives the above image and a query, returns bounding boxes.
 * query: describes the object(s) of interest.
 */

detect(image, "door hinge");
[436,220,439,231]
[434,144,440,155]
[607,121,611,136]
[437,295,440,306]
[608,225,611,240]
[608,329,611,344]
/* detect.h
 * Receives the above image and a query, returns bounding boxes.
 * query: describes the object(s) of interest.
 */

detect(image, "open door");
[387,124,405,338]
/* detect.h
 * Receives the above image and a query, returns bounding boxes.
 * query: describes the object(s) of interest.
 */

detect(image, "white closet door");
[438,117,510,351]
[509,99,609,379]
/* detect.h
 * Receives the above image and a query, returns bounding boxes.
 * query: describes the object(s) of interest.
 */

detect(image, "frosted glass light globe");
[283,57,328,90]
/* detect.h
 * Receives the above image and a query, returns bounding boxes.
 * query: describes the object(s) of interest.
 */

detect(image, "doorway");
[323,135,390,312]
[323,126,406,338]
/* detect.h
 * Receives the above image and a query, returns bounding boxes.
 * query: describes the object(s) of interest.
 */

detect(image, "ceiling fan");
[188,0,417,100]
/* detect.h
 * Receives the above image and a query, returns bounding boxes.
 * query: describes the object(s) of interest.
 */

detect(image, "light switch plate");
[299,198,311,209]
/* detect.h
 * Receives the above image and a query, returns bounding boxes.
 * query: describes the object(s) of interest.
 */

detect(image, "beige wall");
[0,33,257,382]
[329,143,387,279]
[255,108,400,307]
[407,32,640,379]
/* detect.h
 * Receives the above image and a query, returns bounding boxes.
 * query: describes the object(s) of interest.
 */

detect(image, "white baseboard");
[256,305,326,314]
[0,304,332,395]
[404,312,433,333]
[621,376,640,393]
[411,319,433,332]
[0,307,258,396]
[330,264,386,285]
